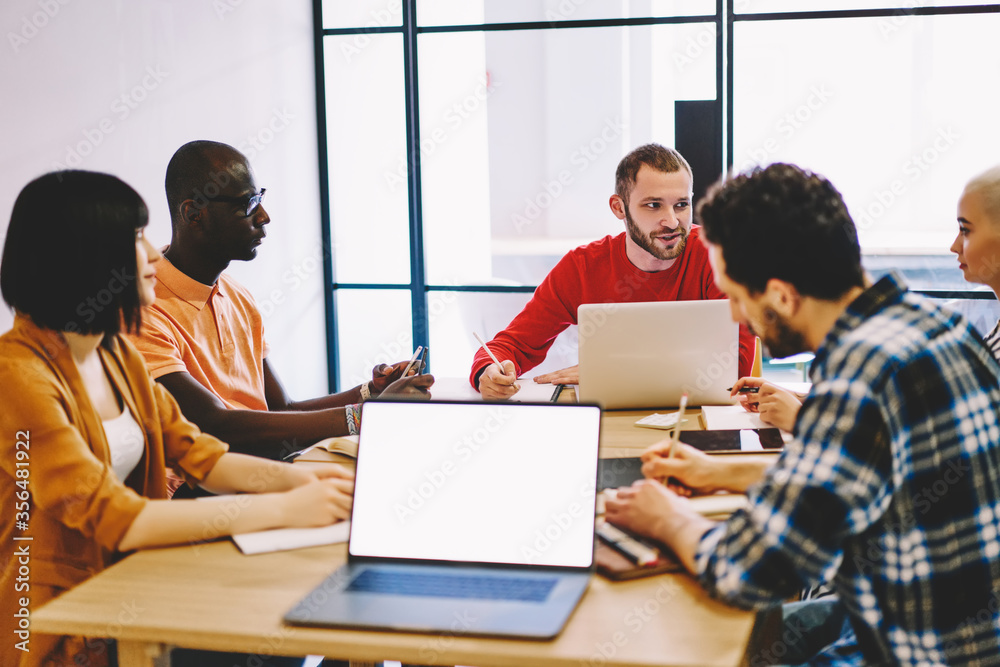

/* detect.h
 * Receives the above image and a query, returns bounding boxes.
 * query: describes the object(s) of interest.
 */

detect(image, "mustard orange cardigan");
[0,315,228,667]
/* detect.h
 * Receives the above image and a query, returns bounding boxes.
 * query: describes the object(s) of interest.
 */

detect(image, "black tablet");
[597,457,645,490]
[597,429,783,490]
[679,428,784,453]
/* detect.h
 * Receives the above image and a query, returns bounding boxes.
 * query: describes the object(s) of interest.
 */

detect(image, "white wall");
[0,0,328,397]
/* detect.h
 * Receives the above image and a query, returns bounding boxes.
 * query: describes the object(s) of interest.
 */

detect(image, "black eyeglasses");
[204,188,266,217]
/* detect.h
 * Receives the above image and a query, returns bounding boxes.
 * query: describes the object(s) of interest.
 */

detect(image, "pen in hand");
[473,332,515,381]
[728,386,759,394]
[659,392,688,490]
[668,392,689,459]
[401,345,424,377]
[282,444,318,462]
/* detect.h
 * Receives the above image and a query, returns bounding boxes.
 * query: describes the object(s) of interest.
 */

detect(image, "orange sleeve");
[0,358,147,552]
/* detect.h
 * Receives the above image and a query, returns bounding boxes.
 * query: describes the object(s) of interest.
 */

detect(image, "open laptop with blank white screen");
[577,300,740,409]
[284,399,601,639]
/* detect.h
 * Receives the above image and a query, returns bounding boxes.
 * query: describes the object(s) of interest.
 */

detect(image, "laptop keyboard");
[346,569,558,602]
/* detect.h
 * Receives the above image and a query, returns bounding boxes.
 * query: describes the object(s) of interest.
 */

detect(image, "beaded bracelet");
[345,403,362,435]
[359,381,372,402]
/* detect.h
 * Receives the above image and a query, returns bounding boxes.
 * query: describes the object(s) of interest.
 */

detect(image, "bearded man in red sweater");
[472,143,756,399]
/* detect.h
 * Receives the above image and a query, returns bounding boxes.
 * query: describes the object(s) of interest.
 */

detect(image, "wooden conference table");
[32,384,779,667]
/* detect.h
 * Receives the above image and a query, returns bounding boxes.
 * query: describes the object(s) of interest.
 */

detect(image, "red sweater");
[470,227,756,386]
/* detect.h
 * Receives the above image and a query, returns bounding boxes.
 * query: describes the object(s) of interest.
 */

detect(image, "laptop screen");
[349,401,601,568]
[578,299,739,408]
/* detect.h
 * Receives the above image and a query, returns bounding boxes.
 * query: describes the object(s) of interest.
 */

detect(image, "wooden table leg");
[116,640,169,667]
[742,607,783,667]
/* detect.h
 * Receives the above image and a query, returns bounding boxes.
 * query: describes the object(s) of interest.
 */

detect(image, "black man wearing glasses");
[127,141,432,478]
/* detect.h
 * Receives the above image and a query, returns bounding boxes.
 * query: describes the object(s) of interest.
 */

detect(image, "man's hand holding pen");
[729,377,802,432]
[474,332,521,400]
[479,360,520,400]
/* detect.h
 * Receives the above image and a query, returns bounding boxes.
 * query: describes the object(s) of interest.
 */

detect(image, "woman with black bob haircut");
[1,171,150,343]
[0,171,354,667]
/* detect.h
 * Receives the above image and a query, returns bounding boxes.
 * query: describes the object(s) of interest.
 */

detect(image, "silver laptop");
[577,300,739,409]
[284,400,601,639]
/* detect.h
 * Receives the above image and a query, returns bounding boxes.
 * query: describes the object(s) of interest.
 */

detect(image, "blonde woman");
[951,164,1000,359]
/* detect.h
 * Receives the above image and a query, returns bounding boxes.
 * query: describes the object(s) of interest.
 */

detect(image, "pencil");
[668,392,689,459]
[473,332,508,375]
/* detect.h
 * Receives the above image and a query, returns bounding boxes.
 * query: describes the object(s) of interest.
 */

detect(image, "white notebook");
[701,382,812,430]
[232,520,351,555]
[429,376,564,402]
[700,405,768,430]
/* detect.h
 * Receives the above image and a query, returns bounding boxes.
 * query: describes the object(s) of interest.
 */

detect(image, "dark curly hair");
[697,163,864,300]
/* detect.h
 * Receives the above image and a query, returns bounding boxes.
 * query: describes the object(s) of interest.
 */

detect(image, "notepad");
[292,435,359,461]
[634,411,688,430]
[597,485,748,519]
[314,435,359,457]
[232,520,351,555]
[688,493,748,518]
[700,405,768,430]
[428,376,564,402]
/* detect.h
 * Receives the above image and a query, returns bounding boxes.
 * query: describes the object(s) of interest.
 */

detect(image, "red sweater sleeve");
[470,252,584,386]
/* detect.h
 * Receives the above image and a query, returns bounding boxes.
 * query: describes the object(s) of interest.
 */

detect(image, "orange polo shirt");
[128,254,270,411]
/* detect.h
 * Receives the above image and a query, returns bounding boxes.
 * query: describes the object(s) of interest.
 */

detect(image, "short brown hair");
[615,144,692,204]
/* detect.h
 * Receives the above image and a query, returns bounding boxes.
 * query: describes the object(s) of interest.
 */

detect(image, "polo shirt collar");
[156,252,218,311]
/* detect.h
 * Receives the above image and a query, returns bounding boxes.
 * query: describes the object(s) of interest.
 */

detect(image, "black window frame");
[313,0,999,390]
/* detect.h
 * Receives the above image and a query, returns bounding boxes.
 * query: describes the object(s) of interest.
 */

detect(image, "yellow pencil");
[668,392,689,459]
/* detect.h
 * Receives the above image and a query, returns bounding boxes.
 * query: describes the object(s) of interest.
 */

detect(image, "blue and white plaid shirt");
[695,274,1000,665]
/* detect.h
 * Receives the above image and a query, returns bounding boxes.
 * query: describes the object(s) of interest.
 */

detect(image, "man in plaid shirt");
[607,163,1000,665]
